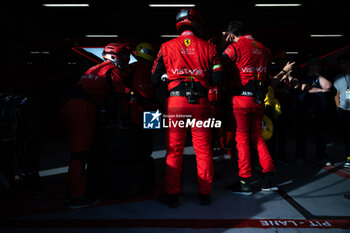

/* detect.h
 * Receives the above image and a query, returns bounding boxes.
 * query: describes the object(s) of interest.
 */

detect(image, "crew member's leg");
[233,99,252,179]
[192,128,213,193]
[160,97,187,208]
[165,126,187,195]
[60,98,96,199]
[164,97,188,195]
[250,107,275,174]
[251,106,277,191]
[191,98,214,196]
[226,97,253,195]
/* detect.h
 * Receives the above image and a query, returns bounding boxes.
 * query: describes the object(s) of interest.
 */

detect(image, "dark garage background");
[1,0,349,141]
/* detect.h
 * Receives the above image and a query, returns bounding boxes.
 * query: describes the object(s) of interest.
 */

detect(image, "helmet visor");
[176,9,190,22]
[141,48,156,57]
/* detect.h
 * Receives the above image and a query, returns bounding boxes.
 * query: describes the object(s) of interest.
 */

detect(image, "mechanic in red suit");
[60,43,131,209]
[222,21,277,195]
[151,8,223,207]
[129,42,157,126]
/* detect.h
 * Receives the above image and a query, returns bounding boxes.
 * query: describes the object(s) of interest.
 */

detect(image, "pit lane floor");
[0,132,349,233]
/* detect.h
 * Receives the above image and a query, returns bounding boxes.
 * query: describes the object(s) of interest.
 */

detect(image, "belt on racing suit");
[232,79,267,105]
[169,77,208,100]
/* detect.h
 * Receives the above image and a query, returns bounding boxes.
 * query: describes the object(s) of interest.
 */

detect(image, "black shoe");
[261,172,279,192]
[158,194,180,208]
[319,159,333,166]
[199,194,211,206]
[69,196,100,209]
[226,178,252,196]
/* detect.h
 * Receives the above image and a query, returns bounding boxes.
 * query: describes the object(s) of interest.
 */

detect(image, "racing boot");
[226,177,253,195]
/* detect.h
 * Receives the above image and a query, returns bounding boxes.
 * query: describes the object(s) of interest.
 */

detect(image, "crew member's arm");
[211,47,224,86]
[334,80,341,110]
[275,62,295,80]
[105,68,128,94]
[220,43,238,86]
[318,75,332,90]
[301,75,332,93]
[288,75,300,89]
[335,91,340,109]
[151,48,166,85]
[270,61,295,88]
[301,84,329,93]
[222,44,237,64]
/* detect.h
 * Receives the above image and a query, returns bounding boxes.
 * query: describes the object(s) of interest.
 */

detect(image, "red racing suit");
[60,60,130,198]
[151,30,223,195]
[223,35,275,178]
[129,59,156,126]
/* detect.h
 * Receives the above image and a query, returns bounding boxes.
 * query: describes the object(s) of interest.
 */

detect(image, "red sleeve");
[209,44,224,86]
[212,49,223,72]
[151,46,166,85]
[265,47,272,78]
[110,68,130,94]
[223,44,237,62]
[152,46,164,75]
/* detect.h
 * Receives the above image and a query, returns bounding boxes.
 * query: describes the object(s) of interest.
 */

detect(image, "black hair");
[337,53,350,63]
[226,20,245,36]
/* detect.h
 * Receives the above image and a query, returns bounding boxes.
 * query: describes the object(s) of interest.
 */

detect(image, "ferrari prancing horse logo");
[184,39,191,47]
